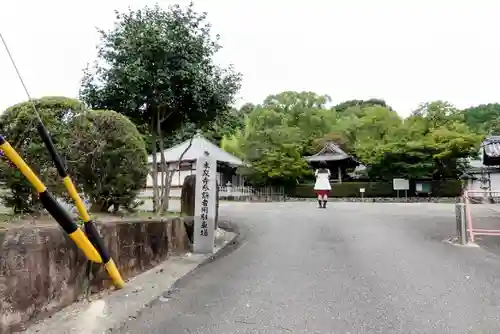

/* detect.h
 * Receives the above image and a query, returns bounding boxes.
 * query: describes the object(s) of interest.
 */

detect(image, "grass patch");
[0,213,12,226]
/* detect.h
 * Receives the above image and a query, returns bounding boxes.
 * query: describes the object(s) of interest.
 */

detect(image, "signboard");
[359,188,365,193]
[416,182,431,194]
[193,151,217,254]
[393,178,410,191]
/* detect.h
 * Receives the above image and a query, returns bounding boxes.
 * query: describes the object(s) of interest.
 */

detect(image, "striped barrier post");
[35,124,125,289]
[0,135,102,263]
[0,32,123,288]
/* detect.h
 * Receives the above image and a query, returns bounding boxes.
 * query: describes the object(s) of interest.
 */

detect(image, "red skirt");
[315,190,329,196]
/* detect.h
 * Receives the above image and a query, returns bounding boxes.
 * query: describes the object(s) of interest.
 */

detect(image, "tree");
[243,142,312,187]
[263,91,332,112]
[0,97,83,213]
[80,3,241,213]
[355,104,482,180]
[333,99,391,113]
[237,122,310,187]
[412,100,463,129]
[220,103,313,186]
[354,106,402,143]
[461,103,500,134]
[65,110,148,213]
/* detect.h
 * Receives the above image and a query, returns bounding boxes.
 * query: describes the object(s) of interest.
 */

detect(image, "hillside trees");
[356,102,482,180]
[461,103,500,135]
[222,94,484,186]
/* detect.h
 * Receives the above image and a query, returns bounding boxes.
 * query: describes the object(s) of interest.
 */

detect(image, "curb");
[109,226,240,333]
[25,225,240,334]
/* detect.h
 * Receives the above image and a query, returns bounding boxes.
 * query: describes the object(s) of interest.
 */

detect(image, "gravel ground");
[115,202,500,333]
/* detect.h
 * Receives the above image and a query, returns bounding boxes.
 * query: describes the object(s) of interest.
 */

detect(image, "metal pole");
[460,203,467,245]
[455,202,462,242]
[464,191,475,243]
[455,202,467,245]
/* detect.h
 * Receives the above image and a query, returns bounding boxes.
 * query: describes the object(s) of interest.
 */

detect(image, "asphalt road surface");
[117,202,500,333]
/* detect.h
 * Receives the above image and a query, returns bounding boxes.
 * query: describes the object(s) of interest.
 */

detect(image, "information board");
[393,178,410,191]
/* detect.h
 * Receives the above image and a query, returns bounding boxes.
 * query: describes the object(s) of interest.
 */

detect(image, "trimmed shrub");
[0,97,84,213]
[65,110,148,212]
[431,180,463,197]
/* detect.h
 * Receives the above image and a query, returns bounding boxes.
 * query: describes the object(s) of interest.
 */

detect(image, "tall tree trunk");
[161,135,195,213]
[157,117,167,214]
[151,118,159,213]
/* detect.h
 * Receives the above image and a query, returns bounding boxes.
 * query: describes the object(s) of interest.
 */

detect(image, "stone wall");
[0,217,190,333]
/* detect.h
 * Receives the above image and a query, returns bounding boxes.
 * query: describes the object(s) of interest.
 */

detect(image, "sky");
[1,0,500,116]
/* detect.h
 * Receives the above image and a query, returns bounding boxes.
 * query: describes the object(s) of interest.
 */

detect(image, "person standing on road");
[314,161,331,208]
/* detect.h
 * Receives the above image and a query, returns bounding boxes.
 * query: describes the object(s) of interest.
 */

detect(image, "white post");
[193,151,217,254]
[338,166,342,184]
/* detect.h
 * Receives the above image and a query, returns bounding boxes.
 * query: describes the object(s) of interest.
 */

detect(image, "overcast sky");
[1,0,499,116]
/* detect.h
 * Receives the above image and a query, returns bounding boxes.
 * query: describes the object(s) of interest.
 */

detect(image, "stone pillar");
[180,174,220,245]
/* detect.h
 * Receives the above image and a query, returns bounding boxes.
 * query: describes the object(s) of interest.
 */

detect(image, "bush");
[0,97,84,213]
[432,180,463,197]
[65,110,148,212]
[290,180,463,198]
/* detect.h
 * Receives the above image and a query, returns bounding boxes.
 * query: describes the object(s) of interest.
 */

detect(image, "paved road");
[117,202,500,333]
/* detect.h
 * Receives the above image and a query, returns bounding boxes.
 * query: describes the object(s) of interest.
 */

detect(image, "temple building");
[147,134,244,188]
[304,142,360,183]
[466,136,500,194]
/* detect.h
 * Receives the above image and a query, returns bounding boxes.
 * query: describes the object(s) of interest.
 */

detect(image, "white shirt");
[314,169,331,190]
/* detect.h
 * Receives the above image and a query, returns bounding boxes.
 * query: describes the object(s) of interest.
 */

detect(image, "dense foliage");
[0,97,83,213]
[219,93,485,186]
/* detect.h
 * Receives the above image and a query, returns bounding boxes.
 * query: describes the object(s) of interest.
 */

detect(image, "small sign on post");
[193,151,217,254]
[359,188,365,200]
[393,178,409,199]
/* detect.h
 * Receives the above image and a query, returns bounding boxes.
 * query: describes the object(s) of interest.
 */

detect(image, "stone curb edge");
[109,223,239,332]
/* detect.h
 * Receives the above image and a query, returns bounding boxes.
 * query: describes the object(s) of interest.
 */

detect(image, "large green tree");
[356,101,482,180]
[461,103,500,135]
[221,105,312,186]
[333,98,391,113]
[80,3,241,212]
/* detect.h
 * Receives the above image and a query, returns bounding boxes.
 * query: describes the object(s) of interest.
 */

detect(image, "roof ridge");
[312,141,345,156]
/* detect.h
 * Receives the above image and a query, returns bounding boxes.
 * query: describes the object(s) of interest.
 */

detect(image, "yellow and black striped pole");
[35,124,125,289]
[0,134,102,263]
[0,32,123,287]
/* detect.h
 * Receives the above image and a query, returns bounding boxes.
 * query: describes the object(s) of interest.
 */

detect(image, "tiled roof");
[147,134,243,166]
[483,136,500,158]
[304,142,354,162]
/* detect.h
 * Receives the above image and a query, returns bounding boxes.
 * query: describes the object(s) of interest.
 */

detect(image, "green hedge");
[290,180,462,198]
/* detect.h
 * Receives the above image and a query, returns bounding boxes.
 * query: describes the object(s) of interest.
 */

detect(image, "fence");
[458,190,500,244]
[0,185,288,215]
[218,185,287,202]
